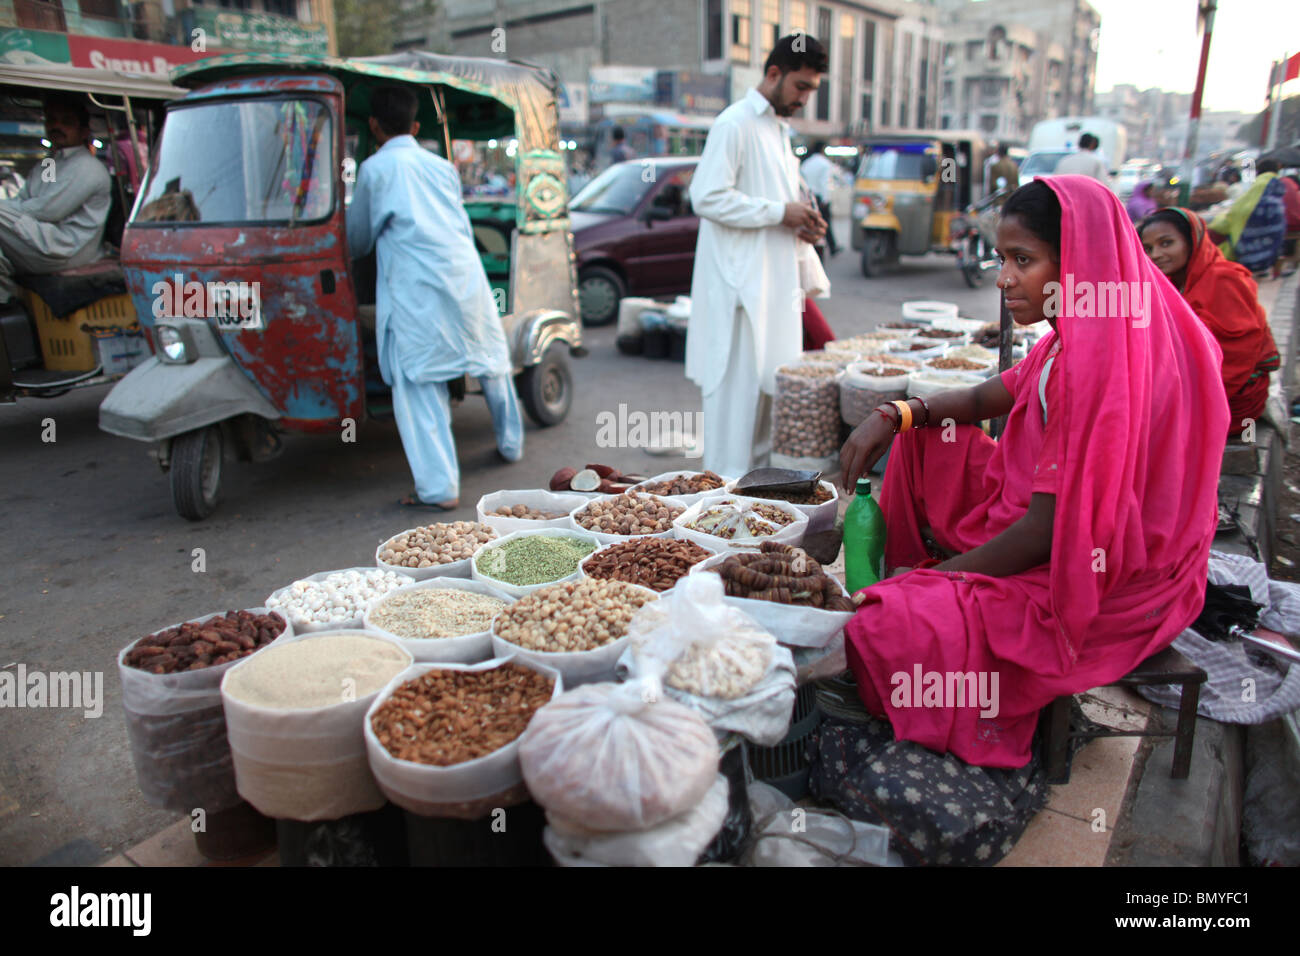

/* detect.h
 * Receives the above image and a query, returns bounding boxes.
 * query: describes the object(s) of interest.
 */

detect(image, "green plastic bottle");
[843,477,886,592]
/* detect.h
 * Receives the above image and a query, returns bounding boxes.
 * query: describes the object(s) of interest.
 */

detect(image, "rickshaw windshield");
[857,145,931,181]
[131,97,333,225]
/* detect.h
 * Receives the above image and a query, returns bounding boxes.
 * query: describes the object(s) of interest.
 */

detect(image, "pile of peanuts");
[773,363,842,459]
[125,610,287,674]
[370,663,554,766]
[636,471,727,497]
[494,578,657,652]
[492,505,566,520]
[379,522,496,569]
[582,537,713,591]
[573,493,683,536]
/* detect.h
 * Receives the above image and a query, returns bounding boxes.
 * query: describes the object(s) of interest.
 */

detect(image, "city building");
[933,0,1098,141]
[0,0,337,74]
[397,0,946,139]
[1094,84,1193,162]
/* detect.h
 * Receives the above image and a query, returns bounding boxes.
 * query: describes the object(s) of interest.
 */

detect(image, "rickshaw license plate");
[209,283,262,331]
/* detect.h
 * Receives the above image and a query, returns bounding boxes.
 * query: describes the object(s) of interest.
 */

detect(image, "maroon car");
[570,157,699,325]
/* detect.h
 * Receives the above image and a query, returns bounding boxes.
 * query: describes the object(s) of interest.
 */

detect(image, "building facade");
[934,0,1098,141]
[0,0,337,74]
[400,0,946,138]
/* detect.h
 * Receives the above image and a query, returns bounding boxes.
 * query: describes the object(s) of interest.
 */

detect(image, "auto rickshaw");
[0,64,180,402]
[850,131,990,277]
[98,51,584,520]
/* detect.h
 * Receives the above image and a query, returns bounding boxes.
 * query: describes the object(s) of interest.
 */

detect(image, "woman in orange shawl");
[1140,207,1278,435]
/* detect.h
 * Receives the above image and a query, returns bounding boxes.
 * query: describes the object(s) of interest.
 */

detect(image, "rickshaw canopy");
[169,51,560,153]
[0,63,184,101]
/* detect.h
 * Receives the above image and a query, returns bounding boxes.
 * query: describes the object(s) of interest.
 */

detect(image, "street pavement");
[0,224,1001,865]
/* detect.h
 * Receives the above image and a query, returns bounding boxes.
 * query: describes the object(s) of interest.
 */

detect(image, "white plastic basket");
[568,492,690,547]
[628,470,734,506]
[721,480,839,536]
[673,495,808,551]
[470,528,602,599]
[374,523,498,580]
[476,489,591,535]
[363,576,516,663]
[265,567,416,633]
[901,300,959,323]
[689,553,852,648]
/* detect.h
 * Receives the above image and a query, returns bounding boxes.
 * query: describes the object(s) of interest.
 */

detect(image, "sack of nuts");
[364,658,562,820]
[772,362,844,460]
[518,680,719,832]
[117,608,292,814]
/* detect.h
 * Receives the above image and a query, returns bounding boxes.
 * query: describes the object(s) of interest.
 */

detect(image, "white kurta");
[687,89,828,475]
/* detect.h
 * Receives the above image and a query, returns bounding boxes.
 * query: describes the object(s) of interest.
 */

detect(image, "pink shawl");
[843,175,1228,767]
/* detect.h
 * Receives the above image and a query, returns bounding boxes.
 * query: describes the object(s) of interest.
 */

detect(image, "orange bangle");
[890,399,913,432]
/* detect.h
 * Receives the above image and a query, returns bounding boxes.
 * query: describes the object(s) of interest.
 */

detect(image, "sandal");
[398,492,458,511]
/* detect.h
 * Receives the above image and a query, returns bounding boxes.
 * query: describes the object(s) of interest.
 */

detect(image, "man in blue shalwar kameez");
[347,86,524,509]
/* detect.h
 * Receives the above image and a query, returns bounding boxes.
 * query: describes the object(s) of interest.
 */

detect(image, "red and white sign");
[67,35,209,77]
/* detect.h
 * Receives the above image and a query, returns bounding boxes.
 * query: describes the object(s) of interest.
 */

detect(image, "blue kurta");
[347,134,512,384]
[347,135,522,503]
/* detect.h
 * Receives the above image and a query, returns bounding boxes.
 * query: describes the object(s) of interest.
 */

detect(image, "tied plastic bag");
[740,782,893,867]
[617,574,796,746]
[542,774,730,867]
[518,680,719,832]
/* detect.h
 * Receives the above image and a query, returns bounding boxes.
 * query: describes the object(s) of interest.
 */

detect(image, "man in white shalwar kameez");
[347,86,524,509]
[687,34,830,478]
[0,93,110,303]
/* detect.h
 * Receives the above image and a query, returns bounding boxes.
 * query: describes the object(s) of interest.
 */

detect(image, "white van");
[1028,117,1128,175]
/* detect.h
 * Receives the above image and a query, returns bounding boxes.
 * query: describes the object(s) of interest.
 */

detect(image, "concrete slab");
[997,808,1110,867]
[123,817,206,867]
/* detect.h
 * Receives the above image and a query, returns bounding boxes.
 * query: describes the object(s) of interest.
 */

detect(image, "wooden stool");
[1039,646,1207,785]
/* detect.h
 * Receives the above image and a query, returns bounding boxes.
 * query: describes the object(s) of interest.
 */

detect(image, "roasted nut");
[582,538,713,591]
[572,493,683,536]
[124,611,287,674]
[379,521,496,568]
[494,578,657,652]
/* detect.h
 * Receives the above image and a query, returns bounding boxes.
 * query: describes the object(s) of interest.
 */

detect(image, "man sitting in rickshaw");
[347,85,524,510]
[0,92,111,303]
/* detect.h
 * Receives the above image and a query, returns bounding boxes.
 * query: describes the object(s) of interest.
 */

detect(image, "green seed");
[476,535,597,586]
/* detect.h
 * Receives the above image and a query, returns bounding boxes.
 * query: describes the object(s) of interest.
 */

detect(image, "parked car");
[570,157,699,325]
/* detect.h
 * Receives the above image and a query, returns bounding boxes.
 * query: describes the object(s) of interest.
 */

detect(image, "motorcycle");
[951,185,1011,289]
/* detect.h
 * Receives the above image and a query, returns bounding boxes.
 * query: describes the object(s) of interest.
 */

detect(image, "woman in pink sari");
[837,176,1228,768]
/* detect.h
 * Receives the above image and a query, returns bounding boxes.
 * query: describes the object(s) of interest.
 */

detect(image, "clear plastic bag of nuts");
[616,574,796,746]
[773,361,844,460]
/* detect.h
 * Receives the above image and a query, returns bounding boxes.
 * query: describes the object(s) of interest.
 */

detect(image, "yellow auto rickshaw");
[850,131,992,277]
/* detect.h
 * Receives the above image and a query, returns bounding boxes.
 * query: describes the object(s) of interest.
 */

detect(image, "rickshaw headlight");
[156,325,187,363]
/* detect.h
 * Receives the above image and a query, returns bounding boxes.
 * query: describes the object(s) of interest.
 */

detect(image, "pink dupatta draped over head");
[842,175,1228,768]
[1043,175,1227,660]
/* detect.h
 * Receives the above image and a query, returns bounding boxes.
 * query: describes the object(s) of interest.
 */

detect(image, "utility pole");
[1179,0,1215,206]
[1265,53,1286,153]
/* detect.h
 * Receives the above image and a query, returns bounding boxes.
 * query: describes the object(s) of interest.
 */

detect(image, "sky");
[1089,0,1300,114]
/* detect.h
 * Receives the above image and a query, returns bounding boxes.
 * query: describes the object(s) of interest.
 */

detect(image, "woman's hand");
[840,407,896,489]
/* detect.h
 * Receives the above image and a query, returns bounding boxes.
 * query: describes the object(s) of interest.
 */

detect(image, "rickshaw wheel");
[171,425,223,521]
[961,234,989,289]
[860,230,891,278]
[578,266,624,326]
[517,345,572,427]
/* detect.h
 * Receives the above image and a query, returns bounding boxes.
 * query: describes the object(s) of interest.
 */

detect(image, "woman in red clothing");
[837,177,1228,768]
[1140,207,1279,435]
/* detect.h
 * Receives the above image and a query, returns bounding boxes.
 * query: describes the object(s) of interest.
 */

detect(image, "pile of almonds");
[573,492,683,536]
[125,610,286,674]
[494,578,657,652]
[379,521,496,569]
[636,471,726,497]
[582,538,713,591]
[492,505,566,520]
[371,663,554,765]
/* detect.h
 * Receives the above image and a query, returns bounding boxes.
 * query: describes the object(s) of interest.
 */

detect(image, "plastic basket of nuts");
[568,491,688,546]
[674,495,808,552]
[363,656,563,820]
[470,528,601,599]
[628,470,733,505]
[375,521,498,580]
[921,355,996,379]
[689,546,855,648]
[490,577,660,686]
[580,536,717,592]
[722,479,839,536]
[363,577,516,664]
[476,489,591,535]
[265,567,416,633]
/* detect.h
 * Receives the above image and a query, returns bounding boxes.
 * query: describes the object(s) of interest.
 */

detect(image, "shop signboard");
[190,8,329,56]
